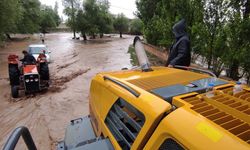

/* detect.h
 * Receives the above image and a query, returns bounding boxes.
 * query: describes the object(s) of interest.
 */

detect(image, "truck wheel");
[11,85,19,98]
[8,64,20,85]
[40,63,50,80]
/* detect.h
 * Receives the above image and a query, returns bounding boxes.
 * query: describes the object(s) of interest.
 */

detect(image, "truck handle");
[3,126,37,150]
[174,65,217,78]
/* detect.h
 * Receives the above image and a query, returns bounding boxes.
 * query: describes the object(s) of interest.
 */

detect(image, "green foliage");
[136,0,196,47]
[83,0,100,37]
[74,0,113,38]
[136,0,250,80]
[17,0,41,34]
[113,13,129,38]
[97,2,113,35]
[130,19,143,35]
[40,5,58,33]
[53,2,61,26]
[75,10,88,40]
[0,0,42,36]
[127,45,138,66]
[63,0,80,37]
[0,0,21,38]
[0,0,61,42]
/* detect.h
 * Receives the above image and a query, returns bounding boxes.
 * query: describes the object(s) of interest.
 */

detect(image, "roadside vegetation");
[0,0,61,44]
[0,0,143,44]
[63,0,143,39]
[136,0,250,82]
[128,45,165,66]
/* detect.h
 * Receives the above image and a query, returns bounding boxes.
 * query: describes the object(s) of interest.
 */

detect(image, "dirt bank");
[0,33,133,149]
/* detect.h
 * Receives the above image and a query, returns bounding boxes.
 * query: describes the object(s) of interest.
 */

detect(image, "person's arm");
[169,40,189,66]
[20,55,26,62]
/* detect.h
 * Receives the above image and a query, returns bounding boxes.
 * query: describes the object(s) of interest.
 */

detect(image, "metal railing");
[174,65,217,78]
[3,126,37,150]
[104,76,140,97]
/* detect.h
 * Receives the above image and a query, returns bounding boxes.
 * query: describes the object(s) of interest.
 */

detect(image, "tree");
[54,1,61,26]
[75,10,88,40]
[16,0,41,34]
[0,0,21,40]
[136,0,195,47]
[74,0,113,40]
[242,0,250,83]
[83,0,100,39]
[96,1,113,38]
[223,0,250,80]
[113,13,129,38]
[136,0,250,77]
[130,18,143,35]
[0,0,61,43]
[200,0,229,75]
[40,5,57,33]
[63,0,80,38]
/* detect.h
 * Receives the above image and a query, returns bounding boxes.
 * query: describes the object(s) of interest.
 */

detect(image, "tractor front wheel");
[8,64,20,85]
[11,85,19,98]
[40,63,50,80]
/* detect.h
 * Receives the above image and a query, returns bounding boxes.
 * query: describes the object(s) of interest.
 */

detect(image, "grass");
[127,44,165,67]
[127,45,139,66]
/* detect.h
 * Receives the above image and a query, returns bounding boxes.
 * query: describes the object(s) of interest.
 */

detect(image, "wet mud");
[0,33,133,149]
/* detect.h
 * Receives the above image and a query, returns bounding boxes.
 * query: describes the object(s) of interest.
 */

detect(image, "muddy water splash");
[0,33,133,149]
[50,68,91,93]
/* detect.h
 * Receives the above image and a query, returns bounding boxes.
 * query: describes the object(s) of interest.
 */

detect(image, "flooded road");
[0,33,133,149]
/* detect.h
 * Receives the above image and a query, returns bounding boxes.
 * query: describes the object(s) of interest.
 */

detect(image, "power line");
[109,5,135,11]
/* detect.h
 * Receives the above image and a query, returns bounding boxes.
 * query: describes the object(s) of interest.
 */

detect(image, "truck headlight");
[30,79,34,82]
[25,79,29,82]
[34,78,39,82]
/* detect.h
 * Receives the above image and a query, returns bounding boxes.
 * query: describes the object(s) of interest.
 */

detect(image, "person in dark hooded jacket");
[166,19,191,67]
[20,50,36,64]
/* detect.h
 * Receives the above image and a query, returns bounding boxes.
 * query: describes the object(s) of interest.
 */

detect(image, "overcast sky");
[40,0,137,20]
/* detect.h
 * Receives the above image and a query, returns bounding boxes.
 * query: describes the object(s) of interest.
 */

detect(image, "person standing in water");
[166,19,191,67]
[40,33,45,43]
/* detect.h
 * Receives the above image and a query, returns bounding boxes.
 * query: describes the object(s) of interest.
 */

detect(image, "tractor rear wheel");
[11,85,19,98]
[8,64,20,85]
[40,63,50,80]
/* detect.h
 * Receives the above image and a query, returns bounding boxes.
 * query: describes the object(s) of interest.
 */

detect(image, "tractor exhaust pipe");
[133,36,152,72]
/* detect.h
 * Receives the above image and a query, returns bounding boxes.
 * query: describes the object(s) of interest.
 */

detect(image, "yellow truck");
[3,38,250,150]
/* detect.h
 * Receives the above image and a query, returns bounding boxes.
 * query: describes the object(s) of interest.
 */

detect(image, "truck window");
[105,98,145,150]
[159,138,184,150]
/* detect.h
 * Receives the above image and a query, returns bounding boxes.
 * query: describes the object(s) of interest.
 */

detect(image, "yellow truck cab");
[83,66,249,150]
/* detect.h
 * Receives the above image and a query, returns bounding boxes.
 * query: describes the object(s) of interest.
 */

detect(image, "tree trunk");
[207,54,212,70]
[83,34,87,41]
[71,0,76,39]
[5,33,11,40]
[92,34,96,39]
[73,29,76,39]
[120,32,122,38]
[81,31,87,40]
[244,0,249,19]
[100,33,103,38]
[247,74,250,85]
[228,61,239,80]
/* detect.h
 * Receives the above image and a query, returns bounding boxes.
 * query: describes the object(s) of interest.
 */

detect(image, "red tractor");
[8,53,50,98]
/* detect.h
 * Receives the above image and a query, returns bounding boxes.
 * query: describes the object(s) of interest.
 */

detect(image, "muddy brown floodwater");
[0,33,133,149]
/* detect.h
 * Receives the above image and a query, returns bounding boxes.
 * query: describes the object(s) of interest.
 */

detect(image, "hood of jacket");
[172,19,186,39]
